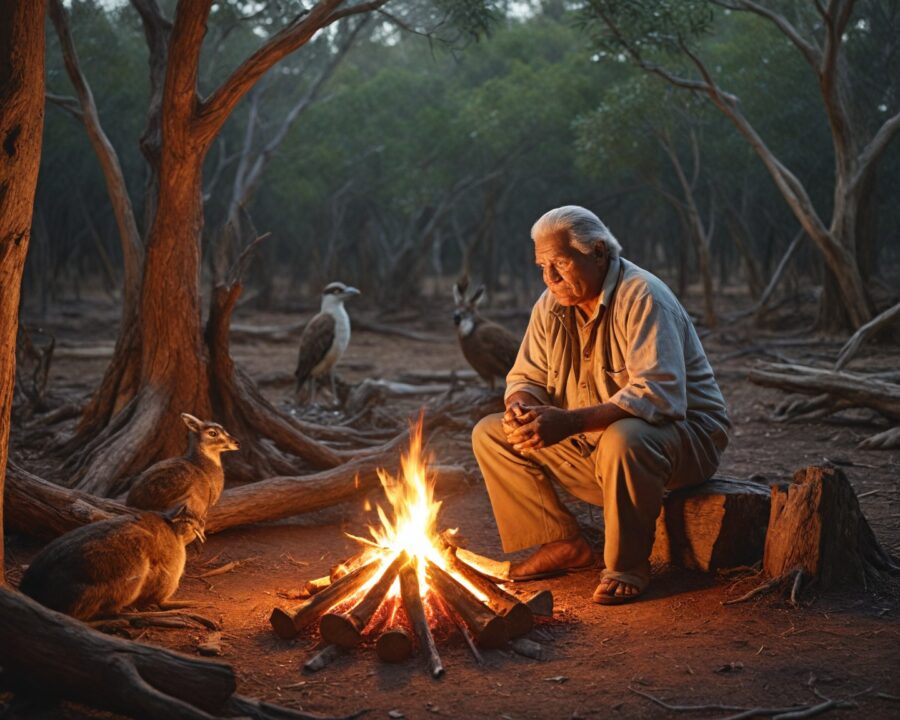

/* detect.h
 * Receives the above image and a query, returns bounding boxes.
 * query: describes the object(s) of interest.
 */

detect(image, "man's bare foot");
[508,536,596,581]
[591,577,644,605]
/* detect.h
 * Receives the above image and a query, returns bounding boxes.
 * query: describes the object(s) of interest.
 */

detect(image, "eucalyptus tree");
[47,0,499,496]
[1,0,47,581]
[579,0,900,330]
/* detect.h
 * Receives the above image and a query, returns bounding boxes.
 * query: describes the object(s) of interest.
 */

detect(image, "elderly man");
[472,206,730,604]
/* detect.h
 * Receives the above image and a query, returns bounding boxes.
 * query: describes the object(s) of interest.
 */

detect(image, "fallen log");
[0,587,354,720]
[269,559,382,639]
[426,561,508,649]
[834,301,900,370]
[320,553,405,647]
[4,456,469,539]
[206,462,468,534]
[352,318,444,343]
[748,363,900,422]
[763,465,897,589]
[4,461,134,538]
[399,561,443,678]
[651,475,771,572]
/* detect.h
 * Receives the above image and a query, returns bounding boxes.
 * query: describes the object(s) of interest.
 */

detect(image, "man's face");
[534,230,606,308]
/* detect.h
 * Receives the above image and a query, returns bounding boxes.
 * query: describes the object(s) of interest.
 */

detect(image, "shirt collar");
[598,256,621,310]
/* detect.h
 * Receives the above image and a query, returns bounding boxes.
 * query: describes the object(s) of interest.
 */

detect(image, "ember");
[270,418,553,675]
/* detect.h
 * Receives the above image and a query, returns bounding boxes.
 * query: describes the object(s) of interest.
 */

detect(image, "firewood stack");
[270,542,553,676]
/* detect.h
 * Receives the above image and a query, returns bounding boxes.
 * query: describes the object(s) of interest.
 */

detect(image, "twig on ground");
[722,574,788,606]
[630,685,869,720]
[789,569,804,607]
[195,556,259,578]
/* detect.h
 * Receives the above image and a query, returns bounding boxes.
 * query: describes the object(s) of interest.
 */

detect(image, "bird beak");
[343,286,360,297]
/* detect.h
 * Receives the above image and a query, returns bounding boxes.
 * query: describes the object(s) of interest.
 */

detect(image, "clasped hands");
[502,399,582,452]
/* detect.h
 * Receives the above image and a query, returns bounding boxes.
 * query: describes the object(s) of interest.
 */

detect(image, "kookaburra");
[453,280,520,390]
[295,281,360,404]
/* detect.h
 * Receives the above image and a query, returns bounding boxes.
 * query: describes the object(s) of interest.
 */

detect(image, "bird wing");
[295,312,336,383]
[470,322,521,380]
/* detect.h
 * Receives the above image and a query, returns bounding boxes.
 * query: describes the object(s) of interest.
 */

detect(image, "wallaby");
[453,279,520,389]
[20,505,205,621]
[126,413,239,519]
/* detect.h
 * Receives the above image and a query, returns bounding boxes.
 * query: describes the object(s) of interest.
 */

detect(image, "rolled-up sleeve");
[608,292,687,424]
[504,297,552,405]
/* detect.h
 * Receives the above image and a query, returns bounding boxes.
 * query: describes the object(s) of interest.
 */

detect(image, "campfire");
[269,420,553,676]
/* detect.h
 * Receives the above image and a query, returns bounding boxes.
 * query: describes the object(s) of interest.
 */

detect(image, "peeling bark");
[1,0,47,582]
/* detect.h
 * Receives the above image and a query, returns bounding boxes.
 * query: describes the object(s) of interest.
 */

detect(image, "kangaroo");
[20,505,205,621]
[453,279,520,390]
[126,413,239,519]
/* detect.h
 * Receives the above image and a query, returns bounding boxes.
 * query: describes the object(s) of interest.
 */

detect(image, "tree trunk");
[61,0,391,496]
[651,476,771,572]
[0,0,47,582]
[763,466,896,589]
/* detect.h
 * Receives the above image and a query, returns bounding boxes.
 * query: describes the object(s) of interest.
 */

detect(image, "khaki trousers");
[472,414,722,586]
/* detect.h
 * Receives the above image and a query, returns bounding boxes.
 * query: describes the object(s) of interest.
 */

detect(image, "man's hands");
[503,401,581,452]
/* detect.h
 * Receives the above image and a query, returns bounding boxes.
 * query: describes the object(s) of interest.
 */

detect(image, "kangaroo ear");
[471,285,486,306]
[452,281,464,306]
[181,413,202,432]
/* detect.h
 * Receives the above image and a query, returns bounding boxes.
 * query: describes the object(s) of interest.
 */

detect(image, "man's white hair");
[531,205,622,260]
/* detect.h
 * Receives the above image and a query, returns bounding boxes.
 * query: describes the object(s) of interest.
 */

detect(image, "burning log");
[431,591,484,665]
[445,552,533,638]
[304,575,331,596]
[375,627,413,663]
[399,561,444,678]
[269,559,382,639]
[320,553,405,647]
[440,530,510,581]
[522,589,553,617]
[426,561,508,649]
[330,549,369,581]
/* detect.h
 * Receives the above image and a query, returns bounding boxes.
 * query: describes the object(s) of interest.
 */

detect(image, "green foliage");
[578,0,715,56]
[26,0,900,310]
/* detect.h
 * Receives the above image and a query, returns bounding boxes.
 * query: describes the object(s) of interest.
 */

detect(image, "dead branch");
[748,363,900,421]
[352,317,444,343]
[834,301,900,370]
[629,685,865,718]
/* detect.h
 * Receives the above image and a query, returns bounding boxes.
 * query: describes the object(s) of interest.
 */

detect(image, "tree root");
[90,609,219,632]
[722,570,801,606]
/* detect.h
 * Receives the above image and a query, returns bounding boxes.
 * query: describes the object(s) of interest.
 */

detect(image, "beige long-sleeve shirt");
[505,256,731,450]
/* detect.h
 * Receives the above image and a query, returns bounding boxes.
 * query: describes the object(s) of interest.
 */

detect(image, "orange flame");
[349,416,486,601]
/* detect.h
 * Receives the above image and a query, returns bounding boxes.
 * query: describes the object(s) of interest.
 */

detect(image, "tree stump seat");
[651,475,771,572]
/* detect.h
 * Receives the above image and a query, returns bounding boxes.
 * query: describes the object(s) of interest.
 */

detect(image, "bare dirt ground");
[5,288,900,720]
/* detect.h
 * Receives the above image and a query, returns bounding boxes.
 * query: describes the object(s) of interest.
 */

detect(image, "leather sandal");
[591,572,647,605]
[508,537,598,582]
